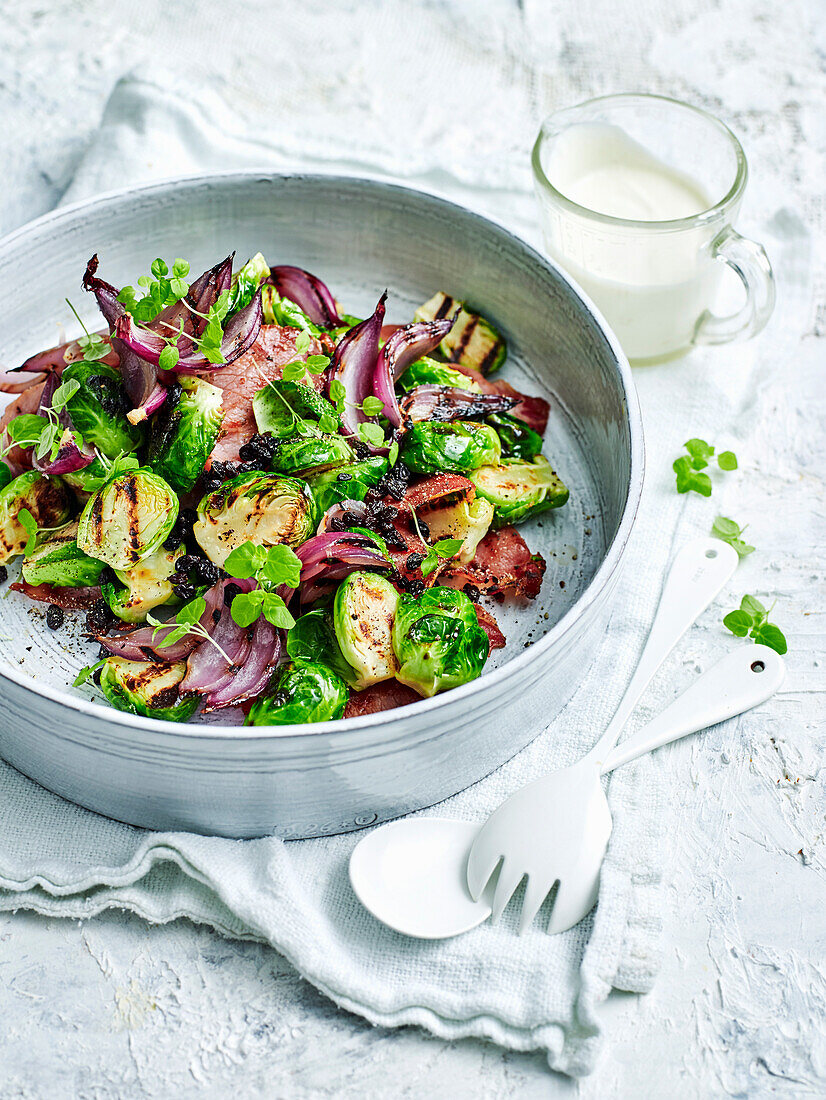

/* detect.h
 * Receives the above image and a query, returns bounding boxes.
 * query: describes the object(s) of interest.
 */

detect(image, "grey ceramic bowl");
[0,173,643,838]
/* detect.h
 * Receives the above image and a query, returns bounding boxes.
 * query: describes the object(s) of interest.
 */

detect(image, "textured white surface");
[0,0,824,1095]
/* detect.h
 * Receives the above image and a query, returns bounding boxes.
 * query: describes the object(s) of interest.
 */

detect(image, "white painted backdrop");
[1,0,824,1095]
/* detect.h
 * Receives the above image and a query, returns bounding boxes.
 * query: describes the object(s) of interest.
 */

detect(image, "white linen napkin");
[0,63,806,1076]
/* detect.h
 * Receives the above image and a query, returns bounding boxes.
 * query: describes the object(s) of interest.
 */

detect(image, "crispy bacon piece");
[344,679,421,718]
[454,365,550,436]
[399,473,474,512]
[10,580,102,609]
[441,526,546,602]
[473,604,506,649]
[201,325,328,463]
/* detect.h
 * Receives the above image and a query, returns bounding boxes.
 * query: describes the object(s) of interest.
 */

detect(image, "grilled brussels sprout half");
[415,292,507,375]
[246,661,349,726]
[21,521,106,587]
[306,457,387,514]
[392,586,489,698]
[420,496,494,564]
[470,457,569,528]
[487,413,543,461]
[333,571,399,688]
[0,471,73,565]
[397,357,478,393]
[286,608,361,688]
[77,470,179,571]
[253,380,340,438]
[401,421,501,475]
[98,656,199,722]
[148,377,224,493]
[101,543,184,623]
[194,471,317,567]
[62,360,144,455]
[270,434,353,477]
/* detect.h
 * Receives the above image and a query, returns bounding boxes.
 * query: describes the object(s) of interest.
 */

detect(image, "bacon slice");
[473,603,506,649]
[399,473,474,512]
[200,325,328,463]
[441,525,546,602]
[344,679,421,718]
[455,365,550,436]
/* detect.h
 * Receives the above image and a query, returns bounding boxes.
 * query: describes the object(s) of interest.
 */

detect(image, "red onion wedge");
[327,294,386,440]
[201,620,285,711]
[399,384,516,424]
[32,373,96,476]
[126,379,167,426]
[268,265,343,328]
[372,314,457,426]
[10,581,102,609]
[296,531,391,603]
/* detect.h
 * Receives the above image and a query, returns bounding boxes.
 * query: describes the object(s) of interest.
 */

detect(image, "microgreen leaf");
[224,541,268,579]
[259,544,302,589]
[387,439,399,467]
[328,379,346,414]
[673,456,712,496]
[260,591,296,630]
[176,596,207,627]
[73,658,107,687]
[711,516,755,558]
[158,344,180,371]
[358,422,385,447]
[230,589,265,628]
[0,462,10,491]
[740,594,767,620]
[722,609,752,637]
[684,438,714,469]
[361,396,384,417]
[723,595,787,654]
[752,622,787,655]
[717,450,738,471]
[4,413,48,446]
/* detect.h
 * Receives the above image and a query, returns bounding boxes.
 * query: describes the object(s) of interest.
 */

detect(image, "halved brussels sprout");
[470,457,569,528]
[62,360,144,455]
[21,521,107,587]
[101,543,185,623]
[98,656,199,722]
[148,377,224,493]
[392,586,489,698]
[253,380,340,438]
[228,252,270,312]
[487,413,543,460]
[397,357,479,393]
[414,293,507,375]
[333,571,399,688]
[286,608,361,688]
[77,470,179,571]
[245,661,349,725]
[420,496,494,563]
[306,457,387,514]
[0,471,73,565]
[194,471,317,567]
[270,434,353,477]
[401,421,501,475]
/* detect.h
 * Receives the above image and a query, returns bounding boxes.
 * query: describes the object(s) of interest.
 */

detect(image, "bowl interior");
[0,174,638,733]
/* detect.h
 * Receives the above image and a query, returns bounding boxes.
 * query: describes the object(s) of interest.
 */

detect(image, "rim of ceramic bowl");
[531,92,748,232]
[0,171,644,743]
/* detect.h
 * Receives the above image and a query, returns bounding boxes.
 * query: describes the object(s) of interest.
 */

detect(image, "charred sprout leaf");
[0,463,11,491]
[77,470,179,571]
[414,293,506,375]
[488,412,543,460]
[711,515,755,558]
[392,586,489,698]
[270,434,353,477]
[306,457,387,514]
[227,253,269,313]
[401,421,501,475]
[397,357,478,393]
[102,544,184,623]
[470,457,568,528]
[22,524,107,588]
[420,537,464,578]
[18,508,38,556]
[62,360,143,456]
[147,376,223,493]
[253,380,340,439]
[333,572,399,689]
[0,472,72,564]
[66,452,140,495]
[286,609,360,687]
[260,286,325,336]
[722,594,787,654]
[245,661,348,726]
[98,656,199,722]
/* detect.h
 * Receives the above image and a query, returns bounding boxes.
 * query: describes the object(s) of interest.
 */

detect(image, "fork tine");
[518,875,554,934]
[490,860,526,924]
[466,848,502,902]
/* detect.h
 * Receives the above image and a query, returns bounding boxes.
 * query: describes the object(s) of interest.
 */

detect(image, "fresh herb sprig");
[223,541,301,630]
[326,379,391,448]
[117,258,191,322]
[673,438,738,496]
[711,516,755,559]
[420,538,464,578]
[73,658,107,687]
[146,596,233,664]
[1,379,82,465]
[723,595,787,655]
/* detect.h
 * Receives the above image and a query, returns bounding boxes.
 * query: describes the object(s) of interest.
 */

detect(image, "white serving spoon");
[349,537,737,938]
[350,643,784,938]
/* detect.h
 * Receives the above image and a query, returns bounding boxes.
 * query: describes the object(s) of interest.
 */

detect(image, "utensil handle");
[601,645,784,773]
[590,537,739,765]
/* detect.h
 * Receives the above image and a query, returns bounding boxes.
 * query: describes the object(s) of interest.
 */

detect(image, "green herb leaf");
[723,609,752,637]
[0,462,11,491]
[717,450,738,471]
[673,456,712,496]
[282,360,308,383]
[684,438,715,470]
[4,413,49,446]
[230,589,265,628]
[361,396,384,417]
[358,422,385,447]
[740,594,767,621]
[260,591,296,630]
[711,516,755,558]
[224,541,268,579]
[73,658,107,687]
[752,622,787,655]
[387,439,399,467]
[259,544,302,589]
[434,538,463,558]
[318,413,339,435]
[158,344,180,370]
[328,379,346,413]
[176,596,207,627]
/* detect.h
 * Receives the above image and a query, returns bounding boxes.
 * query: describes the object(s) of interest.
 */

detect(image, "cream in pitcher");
[532,95,775,364]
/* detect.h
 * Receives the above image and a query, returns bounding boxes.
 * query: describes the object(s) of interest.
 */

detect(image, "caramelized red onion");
[32,373,96,476]
[373,316,457,426]
[297,531,391,603]
[327,295,386,441]
[268,265,343,328]
[10,581,102,609]
[201,619,285,711]
[399,384,517,424]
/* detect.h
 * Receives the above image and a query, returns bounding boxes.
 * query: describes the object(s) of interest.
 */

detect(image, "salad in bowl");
[0,252,568,726]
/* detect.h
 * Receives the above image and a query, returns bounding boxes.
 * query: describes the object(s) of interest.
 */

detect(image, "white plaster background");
[0,0,824,1096]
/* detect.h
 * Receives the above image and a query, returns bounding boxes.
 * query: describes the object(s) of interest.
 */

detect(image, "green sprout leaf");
[752,622,787,655]
[684,437,715,470]
[722,609,752,637]
[361,396,384,417]
[18,508,38,556]
[420,537,464,578]
[158,344,180,371]
[674,439,739,495]
[258,544,302,589]
[259,591,296,630]
[387,439,400,467]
